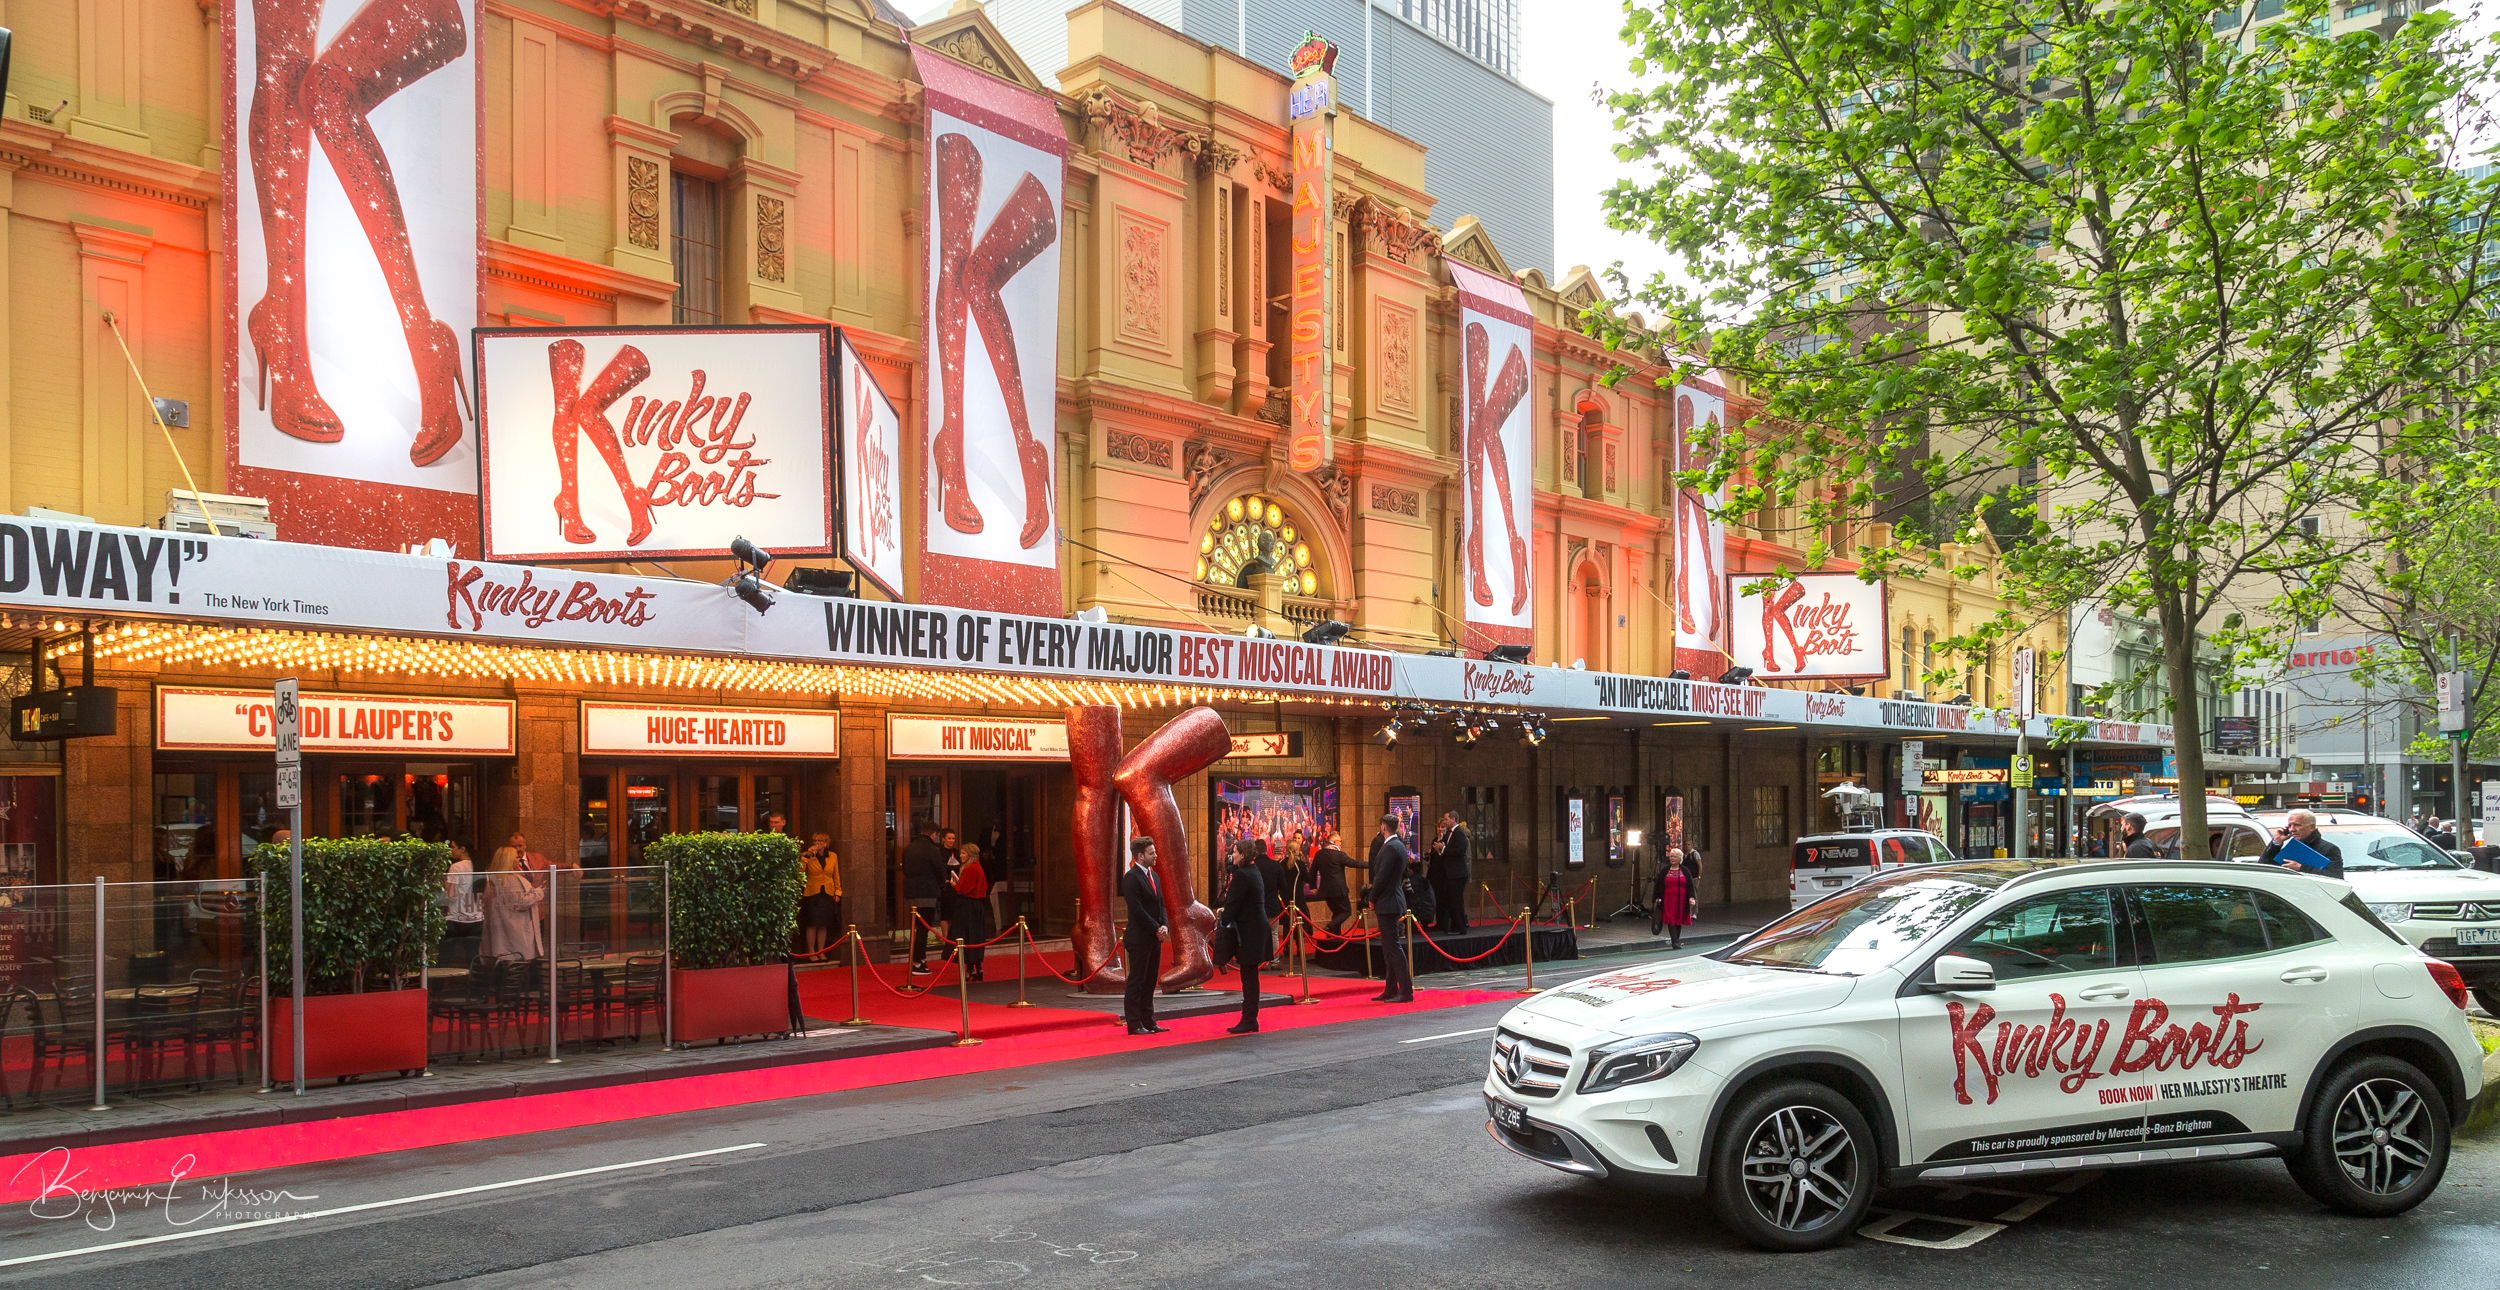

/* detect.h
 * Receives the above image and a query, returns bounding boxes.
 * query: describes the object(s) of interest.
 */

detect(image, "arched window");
[1900,626,1915,692]
[1199,493,1321,596]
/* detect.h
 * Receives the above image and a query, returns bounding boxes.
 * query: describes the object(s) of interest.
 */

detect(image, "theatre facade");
[0,0,2152,942]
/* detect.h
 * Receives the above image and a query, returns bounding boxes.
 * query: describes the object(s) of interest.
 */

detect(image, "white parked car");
[1485,859,2482,1251]
[2246,811,2500,1013]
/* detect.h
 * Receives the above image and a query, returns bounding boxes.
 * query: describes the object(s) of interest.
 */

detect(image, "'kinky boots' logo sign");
[1727,572,1890,681]
[474,326,836,565]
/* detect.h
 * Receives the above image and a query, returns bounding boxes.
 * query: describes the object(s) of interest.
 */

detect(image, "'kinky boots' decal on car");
[1947,994,2265,1106]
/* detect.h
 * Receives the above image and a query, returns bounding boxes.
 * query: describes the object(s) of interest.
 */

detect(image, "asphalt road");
[1,952,2494,1289]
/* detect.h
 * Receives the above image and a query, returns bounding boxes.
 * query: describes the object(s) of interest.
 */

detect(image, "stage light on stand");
[1245,625,1279,640]
[1301,619,1351,646]
[730,536,773,574]
[1717,666,1754,685]
[1669,669,1691,680]
[784,567,857,597]
[1484,643,1532,663]
[1522,717,1547,746]
[1375,719,1403,747]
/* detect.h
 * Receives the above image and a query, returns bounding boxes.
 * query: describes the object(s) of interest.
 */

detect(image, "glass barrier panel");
[427,866,669,1063]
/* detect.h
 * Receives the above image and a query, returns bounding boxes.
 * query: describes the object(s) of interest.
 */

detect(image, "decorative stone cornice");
[1075,88,1237,174]
[1353,197,1435,266]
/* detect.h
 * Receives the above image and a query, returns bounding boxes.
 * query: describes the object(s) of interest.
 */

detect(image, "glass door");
[622,772,674,866]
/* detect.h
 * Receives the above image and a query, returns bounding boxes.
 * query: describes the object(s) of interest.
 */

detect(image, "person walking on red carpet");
[1365,815,1415,1003]
[1221,841,1273,1034]
[1122,838,1169,1035]
[1653,848,1696,949]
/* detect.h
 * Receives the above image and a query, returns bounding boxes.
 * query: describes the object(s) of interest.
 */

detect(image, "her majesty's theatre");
[0,0,2159,944]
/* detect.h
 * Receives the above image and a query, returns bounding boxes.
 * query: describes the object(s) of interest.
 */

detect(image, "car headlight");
[2366,903,2414,924]
[1578,1033,1700,1094]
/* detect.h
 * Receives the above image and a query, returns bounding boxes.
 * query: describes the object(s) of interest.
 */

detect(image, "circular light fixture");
[1299,570,1318,595]
[1226,496,1245,521]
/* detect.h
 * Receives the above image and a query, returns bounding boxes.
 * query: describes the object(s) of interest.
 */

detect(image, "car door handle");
[2077,983,2131,1001]
[2279,966,2330,984]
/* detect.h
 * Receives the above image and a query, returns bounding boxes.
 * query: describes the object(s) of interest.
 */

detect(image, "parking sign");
[274,678,300,807]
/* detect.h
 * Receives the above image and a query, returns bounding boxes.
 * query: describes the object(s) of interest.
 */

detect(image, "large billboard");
[837,333,906,600]
[913,45,1065,617]
[1449,260,1534,654]
[226,0,483,548]
[1726,572,1889,681]
[473,326,833,564]
[1671,382,1729,676]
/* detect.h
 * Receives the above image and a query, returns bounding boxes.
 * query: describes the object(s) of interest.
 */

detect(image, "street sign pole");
[2012,649,2035,860]
[2439,659,2471,845]
[274,677,303,1096]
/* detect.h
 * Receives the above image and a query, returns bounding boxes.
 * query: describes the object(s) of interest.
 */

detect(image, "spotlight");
[1425,648,1459,657]
[1669,669,1690,681]
[1453,721,1480,747]
[1301,619,1352,646]
[1245,625,1279,639]
[1717,666,1754,685]
[730,536,773,573]
[1521,718,1547,746]
[730,570,777,614]
[783,567,856,597]
[1484,643,1532,663]
[1375,719,1402,747]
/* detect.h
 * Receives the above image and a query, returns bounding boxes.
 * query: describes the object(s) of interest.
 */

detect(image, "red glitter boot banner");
[1671,380,1731,680]
[225,0,484,552]
[911,44,1067,618]
[1448,260,1534,656]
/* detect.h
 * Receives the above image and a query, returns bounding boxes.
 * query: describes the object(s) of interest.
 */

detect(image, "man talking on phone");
[2260,808,2344,879]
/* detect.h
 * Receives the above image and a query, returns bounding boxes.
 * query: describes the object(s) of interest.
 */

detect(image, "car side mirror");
[1924,954,1995,993]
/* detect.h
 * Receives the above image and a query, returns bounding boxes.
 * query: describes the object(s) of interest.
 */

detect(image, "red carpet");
[0,960,1510,1204]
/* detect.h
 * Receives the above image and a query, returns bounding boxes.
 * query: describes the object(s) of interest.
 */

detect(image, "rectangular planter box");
[270,989,429,1082]
[671,963,793,1045]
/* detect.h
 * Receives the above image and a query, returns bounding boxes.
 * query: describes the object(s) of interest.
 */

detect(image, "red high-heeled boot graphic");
[547,340,655,546]
[1067,706,1232,994]
[1464,322,1531,613]
[931,134,1060,548]
[303,0,471,466]
[1672,394,1722,640]
[245,0,343,444]
[1762,579,1807,673]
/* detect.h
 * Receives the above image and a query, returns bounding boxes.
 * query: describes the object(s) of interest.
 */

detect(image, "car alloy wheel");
[2332,1077,2435,1195]
[1737,1103,1860,1233]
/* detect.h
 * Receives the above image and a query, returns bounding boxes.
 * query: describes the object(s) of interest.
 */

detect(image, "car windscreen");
[1794,838,1876,870]
[2318,826,2462,871]
[1725,870,2013,975]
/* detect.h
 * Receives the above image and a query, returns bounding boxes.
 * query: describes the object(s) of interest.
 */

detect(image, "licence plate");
[2456,926,2500,947]
[1819,877,1845,887]
[1492,1098,1526,1131]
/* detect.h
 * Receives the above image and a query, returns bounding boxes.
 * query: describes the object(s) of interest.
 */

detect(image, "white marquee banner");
[158,686,514,754]
[0,515,2168,750]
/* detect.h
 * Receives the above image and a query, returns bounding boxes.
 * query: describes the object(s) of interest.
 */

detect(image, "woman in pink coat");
[1652,847,1696,948]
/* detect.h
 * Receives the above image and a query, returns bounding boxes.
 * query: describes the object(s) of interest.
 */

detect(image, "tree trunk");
[2159,598,2211,861]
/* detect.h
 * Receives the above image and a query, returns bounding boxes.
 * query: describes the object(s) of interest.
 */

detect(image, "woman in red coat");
[1652,847,1696,948]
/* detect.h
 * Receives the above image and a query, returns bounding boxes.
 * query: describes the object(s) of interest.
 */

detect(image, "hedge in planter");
[250,835,452,995]
[650,831,802,969]
[651,832,802,1044]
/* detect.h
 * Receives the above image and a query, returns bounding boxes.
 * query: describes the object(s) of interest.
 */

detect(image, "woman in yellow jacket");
[799,832,842,962]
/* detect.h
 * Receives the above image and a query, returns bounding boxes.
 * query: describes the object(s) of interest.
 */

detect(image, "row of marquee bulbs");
[41,619,1504,715]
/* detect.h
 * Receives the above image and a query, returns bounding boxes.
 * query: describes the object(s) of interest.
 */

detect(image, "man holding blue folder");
[2261,809,2344,879]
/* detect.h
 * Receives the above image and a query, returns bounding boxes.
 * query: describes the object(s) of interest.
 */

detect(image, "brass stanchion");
[840,926,870,1026]
[1295,908,1317,1005]
[1361,905,1375,980]
[1565,896,1577,932]
[1403,913,1417,985]
[951,939,982,1046]
[1515,909,1538,995]
[1009,918,1034,1008]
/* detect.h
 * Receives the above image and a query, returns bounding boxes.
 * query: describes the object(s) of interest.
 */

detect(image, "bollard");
[951,939,982,1047]
[840,926,870,1026]
[1516,908,1538,995]
[1009,918,1034,1008]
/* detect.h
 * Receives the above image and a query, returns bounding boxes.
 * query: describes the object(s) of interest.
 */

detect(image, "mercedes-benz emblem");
[1508,1045,1530,1083]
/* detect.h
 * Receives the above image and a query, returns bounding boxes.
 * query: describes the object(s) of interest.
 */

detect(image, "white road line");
[1401,1026,1497,1044]
[0,1142,768,1270]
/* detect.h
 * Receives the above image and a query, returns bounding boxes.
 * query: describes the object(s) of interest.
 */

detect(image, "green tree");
[1599,0,2500,856]
[2344,486,2500,767]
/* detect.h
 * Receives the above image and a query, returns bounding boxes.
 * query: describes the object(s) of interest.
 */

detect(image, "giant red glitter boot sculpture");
[1068,706,1230,994]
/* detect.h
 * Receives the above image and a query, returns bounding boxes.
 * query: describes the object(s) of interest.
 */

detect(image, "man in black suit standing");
[1122,836,1170,1035]
[1366,813,1415,1003]
[1431,810,1472,935]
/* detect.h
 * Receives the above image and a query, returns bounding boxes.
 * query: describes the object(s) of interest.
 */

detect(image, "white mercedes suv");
[1484,859,2484,1251]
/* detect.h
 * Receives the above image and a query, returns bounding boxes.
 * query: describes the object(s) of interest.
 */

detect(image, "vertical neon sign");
[1287,33,1337,473]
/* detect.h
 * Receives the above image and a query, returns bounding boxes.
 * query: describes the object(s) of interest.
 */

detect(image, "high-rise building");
[982,0,1555,272]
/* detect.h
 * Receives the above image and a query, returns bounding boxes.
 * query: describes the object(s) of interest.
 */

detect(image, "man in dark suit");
[900,823,948,975]
[1431,811,1472,935]
[1122,836,1170,1034]
[1366,813,1415,1003]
